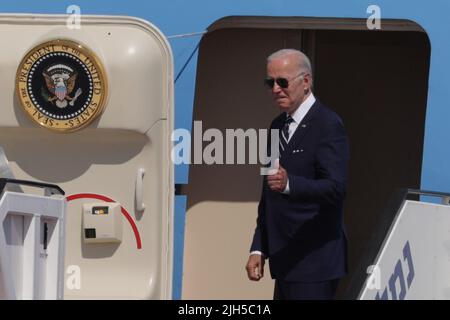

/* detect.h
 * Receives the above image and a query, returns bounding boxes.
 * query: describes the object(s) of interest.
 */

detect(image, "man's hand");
[267,165,288,193]
[246,254,265,281]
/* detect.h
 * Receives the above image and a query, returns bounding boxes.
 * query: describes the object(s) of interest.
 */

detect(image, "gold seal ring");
[16,39,108,132]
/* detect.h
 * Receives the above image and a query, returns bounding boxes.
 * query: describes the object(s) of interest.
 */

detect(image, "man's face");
[266,56,310,114]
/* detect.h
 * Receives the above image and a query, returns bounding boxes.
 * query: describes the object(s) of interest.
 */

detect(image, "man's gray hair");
[267,49,313,78]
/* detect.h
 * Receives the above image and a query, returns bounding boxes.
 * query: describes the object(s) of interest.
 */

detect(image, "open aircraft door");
[0,14,174,299]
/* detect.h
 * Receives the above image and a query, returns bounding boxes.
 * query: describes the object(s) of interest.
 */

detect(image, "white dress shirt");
[250,93,316,257]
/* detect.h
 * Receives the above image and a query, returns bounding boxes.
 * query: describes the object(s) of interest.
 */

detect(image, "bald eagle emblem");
[42,64,83,109]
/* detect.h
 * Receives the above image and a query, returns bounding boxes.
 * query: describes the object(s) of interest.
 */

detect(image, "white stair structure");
[352,189,450,300]
[0,179,66,300]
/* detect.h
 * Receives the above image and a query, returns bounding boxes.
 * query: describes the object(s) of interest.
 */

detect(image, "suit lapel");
[284,101,320,155]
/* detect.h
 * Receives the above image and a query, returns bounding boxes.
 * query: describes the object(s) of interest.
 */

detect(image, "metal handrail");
[0,178,65,196]
[405,188,450,199]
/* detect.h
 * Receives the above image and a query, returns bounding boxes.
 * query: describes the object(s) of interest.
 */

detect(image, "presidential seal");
[16,39,108,132]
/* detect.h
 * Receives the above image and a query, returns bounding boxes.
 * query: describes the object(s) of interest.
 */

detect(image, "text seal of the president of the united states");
[16,39,108,132]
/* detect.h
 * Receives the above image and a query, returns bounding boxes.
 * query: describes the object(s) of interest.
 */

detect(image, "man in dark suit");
[245,49,349,300]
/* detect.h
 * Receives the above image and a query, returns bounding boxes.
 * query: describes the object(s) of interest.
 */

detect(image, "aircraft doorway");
[181,18,430,299]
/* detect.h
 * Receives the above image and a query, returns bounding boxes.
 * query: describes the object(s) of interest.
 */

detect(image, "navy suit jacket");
[251,100,349,282]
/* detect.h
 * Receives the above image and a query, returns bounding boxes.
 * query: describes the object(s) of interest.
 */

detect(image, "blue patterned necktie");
[279,114,294,157]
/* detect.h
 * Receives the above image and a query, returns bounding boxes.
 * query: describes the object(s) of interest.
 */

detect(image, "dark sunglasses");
[264,73,305,89]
